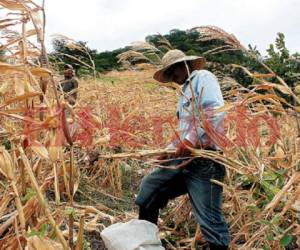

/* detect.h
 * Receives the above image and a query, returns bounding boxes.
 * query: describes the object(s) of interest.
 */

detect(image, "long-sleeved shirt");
[168,69,225,149]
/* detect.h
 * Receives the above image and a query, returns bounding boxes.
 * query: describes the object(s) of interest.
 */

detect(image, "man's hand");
[155,139,194,161]
[175,139,194,157]
[156,153,168,161]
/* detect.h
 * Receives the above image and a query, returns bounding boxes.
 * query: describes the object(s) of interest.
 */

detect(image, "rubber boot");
[209,242,228,250]
[138,206,159,225]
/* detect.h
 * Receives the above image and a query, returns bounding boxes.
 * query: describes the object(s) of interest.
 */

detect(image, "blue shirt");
[168,69,225,149]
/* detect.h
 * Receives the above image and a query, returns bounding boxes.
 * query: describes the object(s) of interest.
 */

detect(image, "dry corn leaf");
[48,131,61,162]
[0,62,24,73]
[91,114,102,126]
[30,67,52,78]
[65,43,85,52]
[14,76,25,96]
[30,10,44,41]
[26,236,64,250]
[0,146,14,179]
[0,81,10,95]
[254,83,292,95]
[0,91,42,107]
[275,146,285,158]
[24,80,36,93]
[30,141,49,160]
[291,200,300,212]
[64,162,80,195]
[25,29,37,37]
[245,93,287,105]
[19,39,28,61]
[94,135,110,145]
[215,103,234,113]
[0,194,13,218]
[49,145,60,162]
[0,112,39,125]
[0,62,51,77]
[27,49,41,57]
[0,18,17,24]
[0,0,25,10]
[252,73,275,78]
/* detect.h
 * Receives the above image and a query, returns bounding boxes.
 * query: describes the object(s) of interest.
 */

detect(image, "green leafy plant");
[21,188,37,203]
[27,223,49,238]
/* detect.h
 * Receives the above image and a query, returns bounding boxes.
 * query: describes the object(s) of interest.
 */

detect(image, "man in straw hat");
[135,50,230,249]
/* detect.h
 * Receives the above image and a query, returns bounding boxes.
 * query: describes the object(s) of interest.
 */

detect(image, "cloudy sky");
[43,0,299,54]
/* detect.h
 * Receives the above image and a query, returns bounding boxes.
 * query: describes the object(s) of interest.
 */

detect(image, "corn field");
[0,1,300,250]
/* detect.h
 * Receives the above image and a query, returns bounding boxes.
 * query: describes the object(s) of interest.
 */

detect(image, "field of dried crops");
[77,70,300,250]
[1,65,300,249]
[0,1,300,250]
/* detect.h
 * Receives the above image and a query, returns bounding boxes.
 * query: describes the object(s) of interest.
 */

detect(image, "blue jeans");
[135,157,230,246]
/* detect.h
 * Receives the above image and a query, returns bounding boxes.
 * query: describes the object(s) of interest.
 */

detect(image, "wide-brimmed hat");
[153,49,206,83]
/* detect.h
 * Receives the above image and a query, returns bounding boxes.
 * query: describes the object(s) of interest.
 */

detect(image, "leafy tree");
[51,38,127,74]
[51,38,97,75]
[265,33,300,87]
[94,48,127,72]
[147,29,251,66]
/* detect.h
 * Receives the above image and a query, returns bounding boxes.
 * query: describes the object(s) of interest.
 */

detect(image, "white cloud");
[43,0,300,54]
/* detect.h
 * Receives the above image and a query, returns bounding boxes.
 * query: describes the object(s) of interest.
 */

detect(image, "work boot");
[208,242,228,250]
[138,206,159,225]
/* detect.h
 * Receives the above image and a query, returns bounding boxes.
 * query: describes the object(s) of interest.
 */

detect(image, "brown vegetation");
[0,1,299,250]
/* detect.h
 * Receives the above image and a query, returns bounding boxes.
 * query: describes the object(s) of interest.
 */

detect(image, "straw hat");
[153,49,206,83]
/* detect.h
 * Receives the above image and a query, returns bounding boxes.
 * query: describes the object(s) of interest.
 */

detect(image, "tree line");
[50,28,300,88]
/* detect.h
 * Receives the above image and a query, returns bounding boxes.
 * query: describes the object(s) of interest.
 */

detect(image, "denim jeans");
[135,157,230,246]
